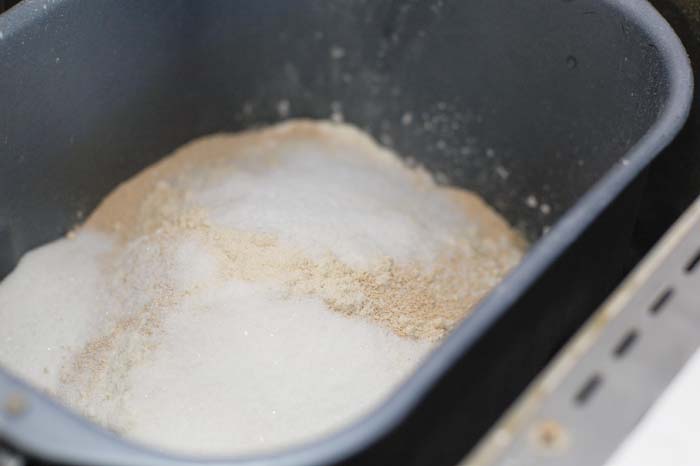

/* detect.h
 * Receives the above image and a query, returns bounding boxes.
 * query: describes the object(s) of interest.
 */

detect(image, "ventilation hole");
[685,249,700,274]
[575,373,602,406]
[650,288,673,315]
[613,329,639,358]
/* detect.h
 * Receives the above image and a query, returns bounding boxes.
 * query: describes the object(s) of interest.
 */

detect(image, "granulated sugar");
[0,120,524,455]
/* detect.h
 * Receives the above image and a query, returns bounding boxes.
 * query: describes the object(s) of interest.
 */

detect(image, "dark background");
[0,0,19,12]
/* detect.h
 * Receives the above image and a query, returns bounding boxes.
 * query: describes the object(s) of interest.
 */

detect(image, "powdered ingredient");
[0,120,524,455]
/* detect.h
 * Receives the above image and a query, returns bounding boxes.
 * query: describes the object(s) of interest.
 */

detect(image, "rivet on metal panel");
[529,419,570,455]
[2,392,28,418]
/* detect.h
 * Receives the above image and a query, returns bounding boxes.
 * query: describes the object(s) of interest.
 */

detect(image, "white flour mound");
[0,120,524,455]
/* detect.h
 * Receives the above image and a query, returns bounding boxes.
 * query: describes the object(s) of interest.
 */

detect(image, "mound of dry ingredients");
[0,120,524,455]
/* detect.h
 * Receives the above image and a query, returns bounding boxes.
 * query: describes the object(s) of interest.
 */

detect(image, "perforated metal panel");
[462,195,700,466]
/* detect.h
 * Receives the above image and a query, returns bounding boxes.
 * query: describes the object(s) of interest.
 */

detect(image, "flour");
[0,120,524,455]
